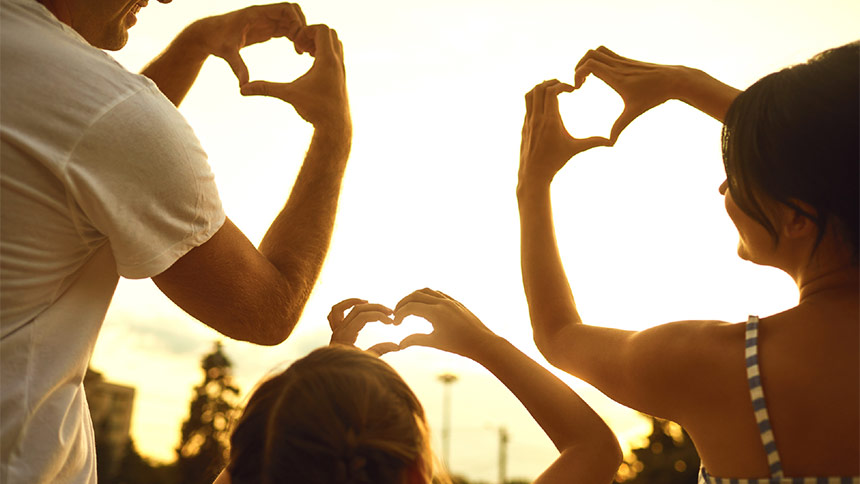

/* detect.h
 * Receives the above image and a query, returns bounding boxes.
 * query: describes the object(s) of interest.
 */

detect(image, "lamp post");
[498,426,509,484]
[437,372,458,469]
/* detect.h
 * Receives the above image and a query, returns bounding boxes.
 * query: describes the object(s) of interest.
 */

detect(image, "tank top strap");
[745,315,784,479]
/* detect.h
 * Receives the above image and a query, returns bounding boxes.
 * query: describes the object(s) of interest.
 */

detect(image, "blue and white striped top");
[698,316,860,484]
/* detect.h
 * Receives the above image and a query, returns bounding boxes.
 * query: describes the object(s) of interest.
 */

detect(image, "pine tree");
[175,341,241,484]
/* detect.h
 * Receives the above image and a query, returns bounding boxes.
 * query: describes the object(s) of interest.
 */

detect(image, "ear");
[779,199,818,240]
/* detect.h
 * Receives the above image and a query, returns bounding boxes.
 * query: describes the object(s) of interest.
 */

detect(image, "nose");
[718,179,728,195]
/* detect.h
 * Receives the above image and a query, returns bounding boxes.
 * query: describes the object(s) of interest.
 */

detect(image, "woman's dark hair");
[226,345,448,484]
[722,41,859,258]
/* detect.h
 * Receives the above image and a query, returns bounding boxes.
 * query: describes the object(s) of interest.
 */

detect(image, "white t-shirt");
[0,0,226,482]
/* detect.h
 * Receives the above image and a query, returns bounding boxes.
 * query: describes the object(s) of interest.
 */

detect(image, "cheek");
[724,190,740,227]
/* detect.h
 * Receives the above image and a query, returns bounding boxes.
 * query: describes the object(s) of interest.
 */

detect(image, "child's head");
[226,345,444,484]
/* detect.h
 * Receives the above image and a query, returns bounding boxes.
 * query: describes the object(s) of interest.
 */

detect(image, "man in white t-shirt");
[0,0,352,481]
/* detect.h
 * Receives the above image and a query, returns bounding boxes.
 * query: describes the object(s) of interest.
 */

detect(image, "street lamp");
[437,372,458,469]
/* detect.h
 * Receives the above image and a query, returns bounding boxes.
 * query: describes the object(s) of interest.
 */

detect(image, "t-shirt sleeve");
[64,84,226,279]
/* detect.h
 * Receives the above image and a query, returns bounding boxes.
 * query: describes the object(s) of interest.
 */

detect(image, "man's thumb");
[240,81,287,99]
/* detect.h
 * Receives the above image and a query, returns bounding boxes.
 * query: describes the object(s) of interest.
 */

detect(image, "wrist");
[516,176,552,203]
[311,117,353,159]
[674,66,712,106]
[178,18,217,60]
[464,333,512,365]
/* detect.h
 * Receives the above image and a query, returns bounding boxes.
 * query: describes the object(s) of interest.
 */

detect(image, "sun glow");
[90,0,860,480]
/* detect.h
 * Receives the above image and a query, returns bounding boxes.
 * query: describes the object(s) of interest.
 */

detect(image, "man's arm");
[141,3,307,106]
[152,25,350,345]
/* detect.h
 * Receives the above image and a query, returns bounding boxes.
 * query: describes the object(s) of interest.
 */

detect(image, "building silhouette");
[84,367,135,478]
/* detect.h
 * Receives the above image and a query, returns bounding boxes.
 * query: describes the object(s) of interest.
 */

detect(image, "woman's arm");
[393,289,622,484]
[517,80,734,422]
[573,46,741,143]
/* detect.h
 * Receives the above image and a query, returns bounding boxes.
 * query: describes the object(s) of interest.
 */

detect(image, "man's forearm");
[258,123,352,327]
[517,181,582,357]
[141,23,210,106]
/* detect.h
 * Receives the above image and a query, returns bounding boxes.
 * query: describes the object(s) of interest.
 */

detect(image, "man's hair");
[226,345,449,484]
[721,41,859,258]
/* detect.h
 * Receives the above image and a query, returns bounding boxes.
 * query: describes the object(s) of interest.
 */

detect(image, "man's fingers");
[224,52,250,86]
[240,80,295,103]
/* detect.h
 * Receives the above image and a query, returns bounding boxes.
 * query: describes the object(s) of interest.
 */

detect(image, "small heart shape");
[354,318,433,355]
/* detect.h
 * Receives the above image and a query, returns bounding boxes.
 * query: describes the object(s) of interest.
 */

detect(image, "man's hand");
[518,80,610,188]
[189,3,308,86]
[240,24,349,129]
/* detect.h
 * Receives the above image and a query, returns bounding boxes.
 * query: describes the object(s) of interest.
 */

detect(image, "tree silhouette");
[112,439,179,484]
[175,341,241,484]
[616,415,700,483]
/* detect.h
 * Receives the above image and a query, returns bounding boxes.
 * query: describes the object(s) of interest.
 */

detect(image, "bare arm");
[141,3,308,106]
[573,46,741,143]
[152,25,350,345]
[391,289,622,484]
[517,80,735,421]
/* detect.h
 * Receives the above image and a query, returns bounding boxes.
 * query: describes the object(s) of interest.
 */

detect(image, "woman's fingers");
[574,57,623,90]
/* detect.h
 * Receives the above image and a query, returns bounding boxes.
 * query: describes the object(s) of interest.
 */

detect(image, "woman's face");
[720,179,776,266]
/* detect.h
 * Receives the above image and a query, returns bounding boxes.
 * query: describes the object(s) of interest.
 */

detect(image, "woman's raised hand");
[574,46,683,144]
[518,80,611,187]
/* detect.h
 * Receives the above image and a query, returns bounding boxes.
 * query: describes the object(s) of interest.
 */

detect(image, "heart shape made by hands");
[354,316,433,356]
[558,75,624,142]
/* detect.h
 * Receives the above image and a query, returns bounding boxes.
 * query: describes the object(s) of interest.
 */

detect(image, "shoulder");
[621,318,749,422]
[1,0,164,166]
[0,0,158,107]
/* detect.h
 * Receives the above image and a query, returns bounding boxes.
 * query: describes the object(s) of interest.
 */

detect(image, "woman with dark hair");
[518,42,859,483]
[214,290,623,484]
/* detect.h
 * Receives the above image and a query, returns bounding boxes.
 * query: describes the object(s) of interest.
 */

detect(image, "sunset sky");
[90,0,859,480]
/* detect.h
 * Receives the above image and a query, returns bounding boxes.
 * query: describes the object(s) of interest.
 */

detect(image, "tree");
[616,416,700,483]
[175,341,241,484]
[112,439,179,484]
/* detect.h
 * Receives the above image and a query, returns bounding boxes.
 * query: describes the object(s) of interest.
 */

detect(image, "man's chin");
[96,30,129,51]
